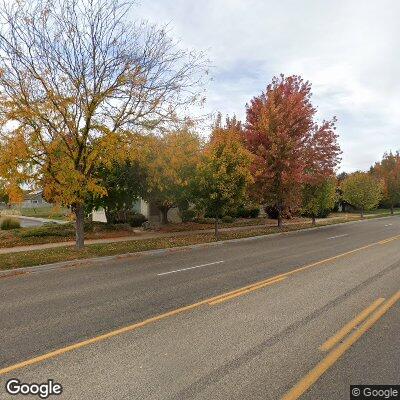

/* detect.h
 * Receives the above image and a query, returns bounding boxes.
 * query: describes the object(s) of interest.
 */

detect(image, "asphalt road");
[0,216,399,399]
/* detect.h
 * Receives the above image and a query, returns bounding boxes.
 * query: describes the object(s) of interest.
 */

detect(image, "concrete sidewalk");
[1,214,68,225]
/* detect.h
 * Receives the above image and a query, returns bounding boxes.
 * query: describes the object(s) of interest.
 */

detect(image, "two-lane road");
[1,216,400,399]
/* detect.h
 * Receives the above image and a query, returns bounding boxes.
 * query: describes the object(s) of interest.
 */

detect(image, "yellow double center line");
[282,290,400,400]
[319,298,385,351]
[379,234,400,244]
[208,276,286,305]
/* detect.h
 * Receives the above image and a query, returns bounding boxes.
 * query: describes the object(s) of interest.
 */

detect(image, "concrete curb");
[1,215,396,277]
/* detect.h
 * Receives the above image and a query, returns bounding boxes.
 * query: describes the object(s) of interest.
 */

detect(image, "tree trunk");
[311,215,316,226]
[277,202,283,228]
[160,206,169,225]
[360,207,364,219]
[391,204,394,215]
[74,203,85,249]
[214,217,220,241]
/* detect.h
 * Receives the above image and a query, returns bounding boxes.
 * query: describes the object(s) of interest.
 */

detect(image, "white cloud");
[134,0,400,171]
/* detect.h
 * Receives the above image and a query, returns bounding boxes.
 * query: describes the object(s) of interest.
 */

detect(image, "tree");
[86,159,149,223]
[341,172,383,218]
[302,177,337,225]
[245,75,341,227]
[0,138,27,205]
[337,172,348,182]
[0,0,207,248]
[373,152,400,214]
[146,127,202,224]
[193,116,253,240]
[0,179,9,204]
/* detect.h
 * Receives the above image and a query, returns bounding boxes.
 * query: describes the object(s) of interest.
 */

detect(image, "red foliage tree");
[245,75,341,227]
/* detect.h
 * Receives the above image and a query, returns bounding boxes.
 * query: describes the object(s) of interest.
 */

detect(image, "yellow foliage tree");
[146,127,202,224]
[193,116,253,239]
[341,172,383,218]
[372,152,400,214]
[0,0,207,247]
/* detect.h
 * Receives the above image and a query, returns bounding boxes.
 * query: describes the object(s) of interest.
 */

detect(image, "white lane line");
[157,261,225,276]
[327,234,349,240]
[385,224,393,227]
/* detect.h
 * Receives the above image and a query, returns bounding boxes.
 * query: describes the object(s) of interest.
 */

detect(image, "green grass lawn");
[0,221,138,248]
[19,206,70,220]
[156,216,290,233]
[364,208,400,215]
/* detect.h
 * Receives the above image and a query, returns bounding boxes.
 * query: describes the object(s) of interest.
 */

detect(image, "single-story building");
[92,198,181,224]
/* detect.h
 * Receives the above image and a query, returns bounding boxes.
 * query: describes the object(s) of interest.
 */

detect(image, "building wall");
[146,200,182,223]
[132,198,149,218]
[92,209,108,223]
[91,198,182,224]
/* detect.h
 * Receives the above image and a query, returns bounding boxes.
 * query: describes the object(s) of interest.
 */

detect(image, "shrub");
[105,209,135,224]
[248,207,260,218]
[235,205,260,218]
[129,213,147,227]
[104,210,148,227]
[1,217,21,230]
[221,215,234,223]
[84,221,96,231]
[142,221,154,230]
[180,209,196,222]
[301,209,330,219]
[264,205,279,219]
[264,205,293,219]
[234,207,245,218]
[316,209,330,218]
[17,223,74,237]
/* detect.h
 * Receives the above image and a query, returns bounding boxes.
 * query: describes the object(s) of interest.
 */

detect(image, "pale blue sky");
[135,0,400,172]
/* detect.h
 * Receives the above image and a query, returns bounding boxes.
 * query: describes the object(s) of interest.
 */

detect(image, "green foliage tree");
[146,128,202,224]
[302,177,337,225]
[341,172,383,218]
[193,117,253,240]
[87,159,149,224]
